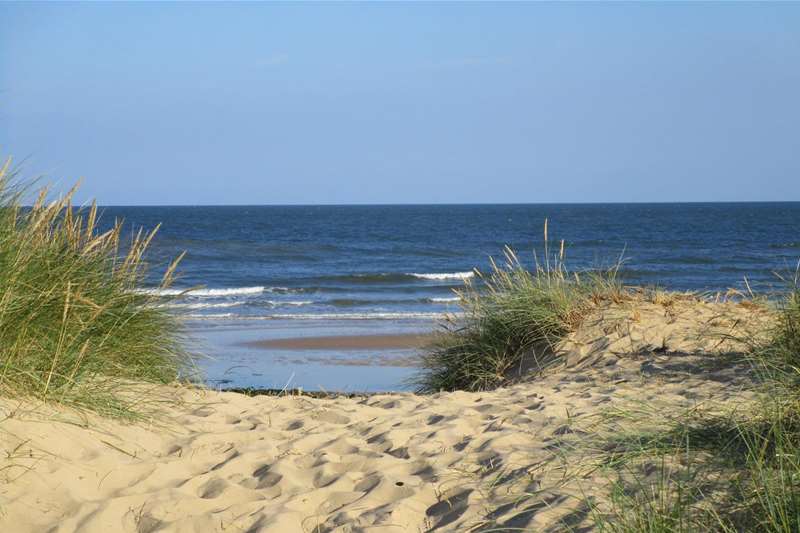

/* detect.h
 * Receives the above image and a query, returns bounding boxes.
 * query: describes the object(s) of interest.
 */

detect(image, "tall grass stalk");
[415,220,623,392]
[0,161,192,417]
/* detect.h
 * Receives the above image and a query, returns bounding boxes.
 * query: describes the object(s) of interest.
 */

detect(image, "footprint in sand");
[314,410,350,424]
[284,419,304,431]
[426,489,473,529]
[198,478,228,499]
[252,464,283,488]
[312,467,340,488]
[387,446,410,459]
[427,414,445,425]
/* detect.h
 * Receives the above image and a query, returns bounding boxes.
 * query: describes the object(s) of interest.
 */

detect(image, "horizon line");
[86,199,800,208]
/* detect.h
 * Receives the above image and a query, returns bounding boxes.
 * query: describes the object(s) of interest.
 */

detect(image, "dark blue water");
[101,203,800,391]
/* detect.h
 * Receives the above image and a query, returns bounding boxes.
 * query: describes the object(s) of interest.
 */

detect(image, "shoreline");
[221,387,381,398]
[240,332,435,350]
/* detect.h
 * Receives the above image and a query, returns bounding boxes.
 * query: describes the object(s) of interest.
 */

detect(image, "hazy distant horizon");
[86,200,800,208]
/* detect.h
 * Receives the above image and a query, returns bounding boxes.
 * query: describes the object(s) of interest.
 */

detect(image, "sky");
[1,2,799,205]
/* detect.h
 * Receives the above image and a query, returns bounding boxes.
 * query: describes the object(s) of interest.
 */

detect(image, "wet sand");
[242,332,434,350]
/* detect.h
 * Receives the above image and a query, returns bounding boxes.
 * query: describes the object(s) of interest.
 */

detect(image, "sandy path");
[0,299,768,532]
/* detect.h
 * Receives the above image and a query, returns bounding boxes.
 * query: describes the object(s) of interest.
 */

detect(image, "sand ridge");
[0,299,769,532]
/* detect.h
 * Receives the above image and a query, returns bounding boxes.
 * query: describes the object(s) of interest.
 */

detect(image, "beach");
[4,3,800,530]
[1,297,770,532]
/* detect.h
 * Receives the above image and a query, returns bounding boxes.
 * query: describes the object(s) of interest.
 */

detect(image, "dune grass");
[756,272,800,381]
[415,220,624,392]
[413,217,799,527]
[589,278,800,532]
[0,161,193,418]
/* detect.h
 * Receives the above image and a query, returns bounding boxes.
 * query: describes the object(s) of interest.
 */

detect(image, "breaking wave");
[408,272,474,280]
[135,286,266,297]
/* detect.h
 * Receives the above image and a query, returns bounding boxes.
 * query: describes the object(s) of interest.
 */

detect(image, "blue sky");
[1,2,799,205]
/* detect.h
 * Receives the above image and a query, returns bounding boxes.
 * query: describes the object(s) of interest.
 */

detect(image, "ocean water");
[103,203,800,391]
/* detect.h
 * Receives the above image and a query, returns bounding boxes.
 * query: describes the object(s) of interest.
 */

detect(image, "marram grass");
[415,220,625,392]
[0,161,193,417]
[589,280,800,532]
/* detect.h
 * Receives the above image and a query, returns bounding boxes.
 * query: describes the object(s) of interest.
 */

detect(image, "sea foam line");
[134,286,266,297]
[429,296,461,303]
[266,300,313,307]
[408,272,474,281]
[166,301,245,310]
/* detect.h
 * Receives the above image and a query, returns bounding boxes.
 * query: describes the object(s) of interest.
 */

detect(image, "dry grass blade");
[0,161,194,418]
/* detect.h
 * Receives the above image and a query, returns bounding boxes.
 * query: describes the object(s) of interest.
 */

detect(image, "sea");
[102,203,800,392]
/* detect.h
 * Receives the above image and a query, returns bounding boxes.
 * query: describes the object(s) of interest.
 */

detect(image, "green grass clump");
[728,279,800,532]
[757,273,800,382]
[0,161,193,417]
[594,455,701,533]
[415,221,623,392]
[591,280,800,532]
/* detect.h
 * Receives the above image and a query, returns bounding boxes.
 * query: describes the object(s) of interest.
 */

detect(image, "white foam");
[167,301,244,310]
[429,296,460,303]
[135,286,266,297]
[188,312,237,319]
[264,287,294,293]
[267,300,313,307]
[409,272,474,281]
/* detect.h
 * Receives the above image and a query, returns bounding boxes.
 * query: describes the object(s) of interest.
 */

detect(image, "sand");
[0,298,770,532]
[243,333,434,351]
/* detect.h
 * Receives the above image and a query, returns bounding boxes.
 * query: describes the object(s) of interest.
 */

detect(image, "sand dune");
[0,299,769,532]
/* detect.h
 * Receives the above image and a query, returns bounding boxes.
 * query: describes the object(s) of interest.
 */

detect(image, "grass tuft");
[0,160,193,418]
[755,268,800,382]
[415,220,624,392]
[590,276,800,532]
